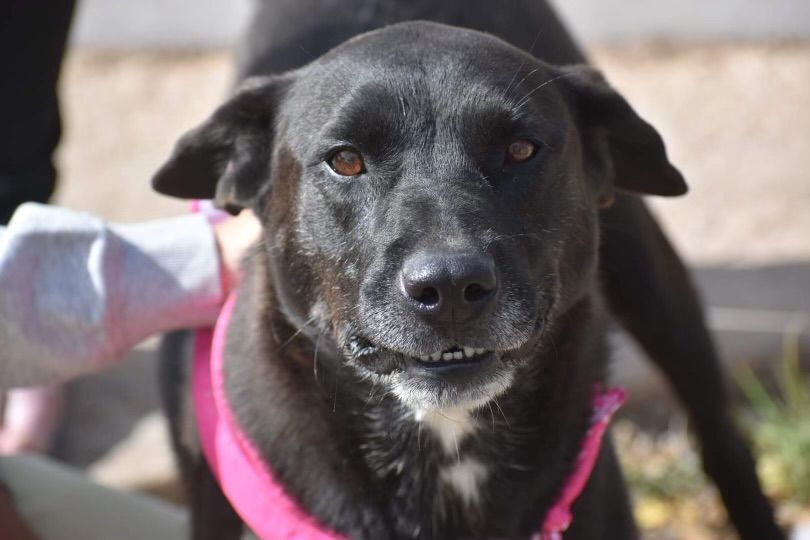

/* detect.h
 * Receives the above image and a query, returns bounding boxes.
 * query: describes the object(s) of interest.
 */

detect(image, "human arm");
[0,203,258,389]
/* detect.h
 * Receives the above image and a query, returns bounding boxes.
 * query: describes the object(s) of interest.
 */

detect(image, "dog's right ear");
[152,75,291,214]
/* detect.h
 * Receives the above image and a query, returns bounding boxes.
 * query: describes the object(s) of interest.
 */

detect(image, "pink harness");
[192,294,625,540]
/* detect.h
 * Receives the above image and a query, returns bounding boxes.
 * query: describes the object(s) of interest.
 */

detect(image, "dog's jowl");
[154,3,782,539]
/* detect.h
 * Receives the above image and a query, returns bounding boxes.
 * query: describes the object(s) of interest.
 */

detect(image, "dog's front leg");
[189,458,244,540]
[599,193,782,540]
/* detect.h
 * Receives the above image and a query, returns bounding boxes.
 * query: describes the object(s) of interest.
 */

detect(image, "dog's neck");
[224,263,607,538]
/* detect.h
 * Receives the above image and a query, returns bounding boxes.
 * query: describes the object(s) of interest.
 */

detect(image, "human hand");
[0,386,64,455]
[213,209,262,293]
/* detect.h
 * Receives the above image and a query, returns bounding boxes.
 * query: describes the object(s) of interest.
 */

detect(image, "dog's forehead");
[284,22,564,142]
[311,21,548,87]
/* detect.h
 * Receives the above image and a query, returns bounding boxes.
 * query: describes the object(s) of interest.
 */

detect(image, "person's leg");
[0,0,77,454]
[0,454,188,539]
[0,0,76,224]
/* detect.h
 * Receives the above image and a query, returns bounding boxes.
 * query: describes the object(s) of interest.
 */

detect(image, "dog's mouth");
[345,335,497,371]
[414,345,490,365]
[344,335,509,409]
[341,303,549,409]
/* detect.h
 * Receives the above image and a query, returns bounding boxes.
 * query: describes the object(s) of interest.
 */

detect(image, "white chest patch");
[415,406,479,457]
[439,458,489,507]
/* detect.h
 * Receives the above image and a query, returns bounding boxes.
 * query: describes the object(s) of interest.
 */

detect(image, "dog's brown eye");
[329,149,365,176]
[506,139,536,164]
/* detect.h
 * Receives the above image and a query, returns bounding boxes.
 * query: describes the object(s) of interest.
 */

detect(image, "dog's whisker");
[313,331,322,383]
[503,25,544,100]
[483,231,546,250]
[365,378,380,407]
[331,358,342,413]
[503,61,528,100]
[492,397,510,428]
[506,66,542,103]
[452,429,461,463]
[279,314,318,350]
[486,401,496,432]
[512,72,578,113]
[431,409,460,424]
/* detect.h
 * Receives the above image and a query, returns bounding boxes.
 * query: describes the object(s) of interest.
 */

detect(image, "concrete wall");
[70,0,810,49]
[71,0,253,49]
[554,0,810,44]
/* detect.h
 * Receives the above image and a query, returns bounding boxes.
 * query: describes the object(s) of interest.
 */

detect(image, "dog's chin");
[389,354,518,410]
[344,338,531,410]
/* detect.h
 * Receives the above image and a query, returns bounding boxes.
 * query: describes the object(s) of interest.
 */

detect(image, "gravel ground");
[47,42,810,536]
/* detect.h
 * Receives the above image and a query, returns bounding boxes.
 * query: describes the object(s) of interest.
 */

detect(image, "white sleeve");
[0,203,224,389]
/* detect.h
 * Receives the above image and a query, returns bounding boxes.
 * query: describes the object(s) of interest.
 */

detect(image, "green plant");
[614,420,732,538]
[737,329,810,505]
[614,420,704,501]
[612,328,810,538]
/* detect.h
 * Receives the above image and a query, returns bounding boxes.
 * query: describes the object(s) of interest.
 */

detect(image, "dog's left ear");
[152,74,292,214]
[557,65,687,198]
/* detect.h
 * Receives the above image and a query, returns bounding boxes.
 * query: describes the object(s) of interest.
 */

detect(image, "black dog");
[155,2,781,538]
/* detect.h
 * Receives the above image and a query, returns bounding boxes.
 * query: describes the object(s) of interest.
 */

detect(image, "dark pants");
[0,0,75,224]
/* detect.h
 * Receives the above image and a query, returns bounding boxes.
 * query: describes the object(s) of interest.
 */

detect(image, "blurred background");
[40,1,810,538]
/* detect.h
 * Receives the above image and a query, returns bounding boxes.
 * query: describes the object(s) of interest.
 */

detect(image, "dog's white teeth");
[419,348,488,363]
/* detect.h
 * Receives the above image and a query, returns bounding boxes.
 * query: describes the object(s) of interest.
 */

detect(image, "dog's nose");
[400,251,497,322]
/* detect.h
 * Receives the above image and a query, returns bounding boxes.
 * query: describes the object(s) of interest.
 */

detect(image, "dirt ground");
[47,42,810,534]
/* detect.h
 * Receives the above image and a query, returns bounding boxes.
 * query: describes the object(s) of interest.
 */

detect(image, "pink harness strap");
[192,295,344,540]
[192,294,624,540]
[534,387,626,540]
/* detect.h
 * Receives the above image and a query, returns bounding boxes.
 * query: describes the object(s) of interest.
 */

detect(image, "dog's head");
[154,22,685,411]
